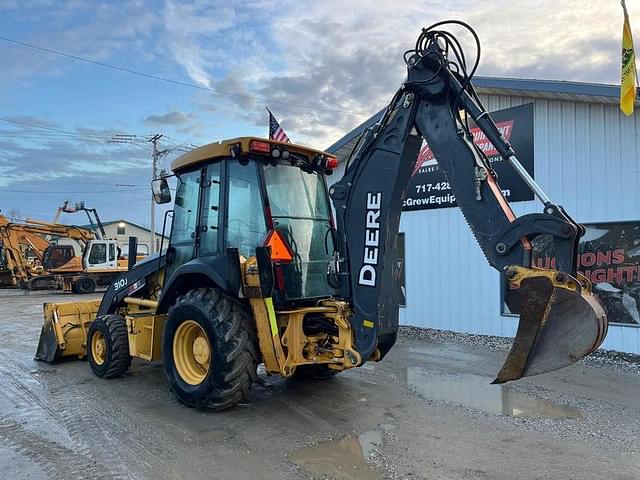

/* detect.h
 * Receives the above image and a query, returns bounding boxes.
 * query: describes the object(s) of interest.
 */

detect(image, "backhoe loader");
[36,22,607,410]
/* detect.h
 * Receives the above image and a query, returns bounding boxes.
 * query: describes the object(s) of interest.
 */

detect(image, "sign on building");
[403,103,535,211]
[503,221,640,326]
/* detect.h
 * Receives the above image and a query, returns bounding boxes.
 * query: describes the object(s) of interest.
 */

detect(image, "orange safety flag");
[621,0,637,116]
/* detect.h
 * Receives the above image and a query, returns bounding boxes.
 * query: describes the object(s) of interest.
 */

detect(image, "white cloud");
[162,1,237,87]
[2,0,637,159]
[0,1,161,84]
[144,111,195,126]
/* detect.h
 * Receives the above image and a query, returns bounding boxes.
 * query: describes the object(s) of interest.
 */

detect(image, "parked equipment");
[0,214,126,292]
[0,215,51,286]
[36,22,607,410]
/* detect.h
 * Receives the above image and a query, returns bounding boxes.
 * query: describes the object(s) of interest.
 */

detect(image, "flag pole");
[620,0,637,115]
[622,0,639,88]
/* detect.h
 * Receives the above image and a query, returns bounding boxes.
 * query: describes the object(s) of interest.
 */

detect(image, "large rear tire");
[87,314,131,378]
[163,288,259,411]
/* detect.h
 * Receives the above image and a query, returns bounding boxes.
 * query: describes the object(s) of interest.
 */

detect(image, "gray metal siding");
[399,94,640,354]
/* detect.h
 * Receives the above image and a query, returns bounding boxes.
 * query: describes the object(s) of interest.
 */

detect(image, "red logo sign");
[411,119,515,177]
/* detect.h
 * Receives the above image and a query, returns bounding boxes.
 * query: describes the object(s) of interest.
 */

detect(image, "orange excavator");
[0,215,51,286]
[0,214,126,293]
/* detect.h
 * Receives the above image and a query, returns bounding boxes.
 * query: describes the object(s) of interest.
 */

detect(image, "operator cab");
[156,137,340,306]
[42,244,76,270]
[83,240,120,271]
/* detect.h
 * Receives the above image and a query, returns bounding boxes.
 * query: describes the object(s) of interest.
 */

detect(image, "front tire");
[163,288,259,411]
[87,314,131,378]
[74,276,97,294]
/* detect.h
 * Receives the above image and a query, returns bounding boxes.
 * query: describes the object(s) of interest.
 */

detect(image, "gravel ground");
[400,325,640,375]
[0,290,639,480]
[398,325,640,463]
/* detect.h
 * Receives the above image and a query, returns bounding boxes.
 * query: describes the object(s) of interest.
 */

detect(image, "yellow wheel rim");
[91,331,106,366]
[173,320,211,385]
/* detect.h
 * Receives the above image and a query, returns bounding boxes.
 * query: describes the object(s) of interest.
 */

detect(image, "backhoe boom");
[330,22,607,381]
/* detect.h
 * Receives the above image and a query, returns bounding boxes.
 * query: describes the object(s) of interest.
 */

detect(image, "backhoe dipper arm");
[330,23,606,380]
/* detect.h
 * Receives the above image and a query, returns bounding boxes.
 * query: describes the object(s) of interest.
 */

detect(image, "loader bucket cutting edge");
[494,270,607,384]
[34,314,62,362]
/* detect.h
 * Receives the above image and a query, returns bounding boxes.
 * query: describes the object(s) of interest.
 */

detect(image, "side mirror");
[152,178,172,204]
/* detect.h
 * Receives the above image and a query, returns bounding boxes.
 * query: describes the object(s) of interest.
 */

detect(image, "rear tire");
[87,314,131,378]
[163,288,259,411]
[292,364,339,381]
[74,277,97,294]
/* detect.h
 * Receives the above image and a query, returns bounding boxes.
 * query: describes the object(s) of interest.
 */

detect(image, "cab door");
[198,161,222,257]
[107,241,118,269]
[165,168,202,281]
[85,241,108,270]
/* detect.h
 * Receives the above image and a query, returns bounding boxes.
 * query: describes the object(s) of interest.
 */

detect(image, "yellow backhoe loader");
[36,22,607,410]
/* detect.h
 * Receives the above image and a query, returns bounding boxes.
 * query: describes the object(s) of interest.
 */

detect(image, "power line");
[0,118,153,151]
[0,134,151,151]
[0,117,109,139]
[0,188,148,194]
[0,35,364,116]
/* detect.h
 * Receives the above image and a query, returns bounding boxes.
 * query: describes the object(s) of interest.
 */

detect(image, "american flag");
[267,108,290,143]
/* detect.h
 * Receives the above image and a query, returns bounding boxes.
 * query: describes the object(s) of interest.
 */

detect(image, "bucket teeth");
[494,267,607,384]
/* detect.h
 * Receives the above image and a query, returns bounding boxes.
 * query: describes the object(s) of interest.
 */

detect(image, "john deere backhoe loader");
[36,22,607,410]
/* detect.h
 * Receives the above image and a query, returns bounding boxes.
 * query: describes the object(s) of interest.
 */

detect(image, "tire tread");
[166,288,259,411]
[88,314,131,379]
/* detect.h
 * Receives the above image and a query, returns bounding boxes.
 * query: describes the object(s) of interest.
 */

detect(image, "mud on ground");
[0,289,638,479]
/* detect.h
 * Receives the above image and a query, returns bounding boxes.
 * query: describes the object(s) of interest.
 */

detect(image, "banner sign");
[504,222,640,326]
[403,103,535,211]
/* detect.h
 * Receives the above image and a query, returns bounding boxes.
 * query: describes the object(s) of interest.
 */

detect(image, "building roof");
[470,76,637,105]
[326,77,638,159]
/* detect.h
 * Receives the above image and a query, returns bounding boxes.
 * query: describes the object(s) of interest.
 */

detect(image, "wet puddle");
[408,369,581,418]
[289,430,382,480]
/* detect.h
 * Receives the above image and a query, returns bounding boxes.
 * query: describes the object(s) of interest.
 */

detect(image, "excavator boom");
[330,22,607,381]
[0,214,97,287]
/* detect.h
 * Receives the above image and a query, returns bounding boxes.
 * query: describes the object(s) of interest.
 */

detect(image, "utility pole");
[149,134,165,254]
[111,133,195,254]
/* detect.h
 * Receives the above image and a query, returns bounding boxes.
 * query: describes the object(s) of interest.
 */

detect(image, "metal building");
[327,77,640,354]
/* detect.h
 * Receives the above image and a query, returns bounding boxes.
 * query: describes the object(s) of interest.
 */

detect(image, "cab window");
[167,169,201,279]
[200,162,221,256]
[88,243,106,265]
[225,160,267,257]
[171,170,201,245]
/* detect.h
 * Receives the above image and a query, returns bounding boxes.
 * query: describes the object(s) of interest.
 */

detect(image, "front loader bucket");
[34,301,100,362]
[494,267,607,384]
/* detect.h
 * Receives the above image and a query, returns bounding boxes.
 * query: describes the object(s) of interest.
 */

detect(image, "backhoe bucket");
[494,267,607,384]
[34,301,100,362]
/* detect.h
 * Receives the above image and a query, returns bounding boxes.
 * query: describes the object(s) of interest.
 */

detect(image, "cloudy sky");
[0,0,636,227]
